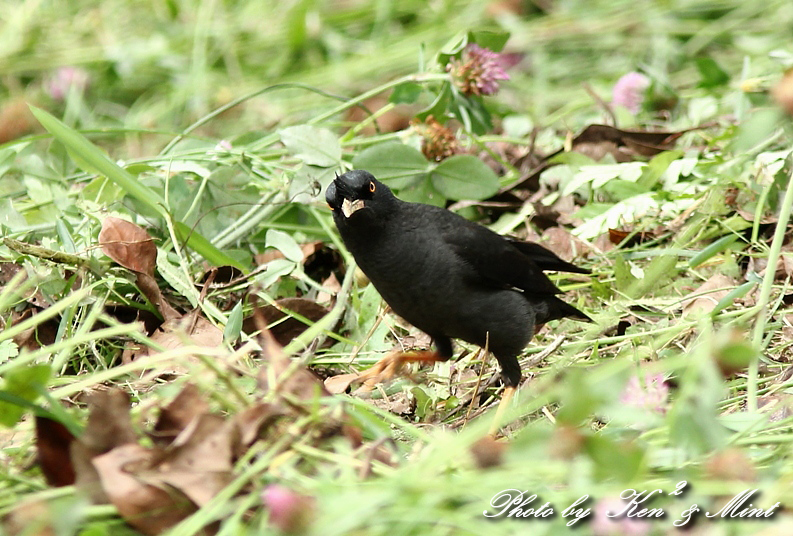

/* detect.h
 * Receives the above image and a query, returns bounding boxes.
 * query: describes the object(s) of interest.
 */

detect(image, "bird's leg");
[488,386,516,437]
[357,349,445,391]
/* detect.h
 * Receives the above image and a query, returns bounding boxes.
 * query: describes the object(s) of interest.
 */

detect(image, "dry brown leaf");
[164,414,233,472]
[81,390,138,453]
[11,308,59,351]
[244,297,330,347]
[35,416,76,487]
[607,228,659,248]
[98,217,183,322]
[253,310,330,401]
[0,262,50,308]
[71,389,139,504]
[735,207,778,225]
[151,383,210,445]
[324,373,362,395]
[136,272,181,321]
[99,217,157,276]
[566,124,685,162]
[123,314,223,364]
[145,470,231,510]
[92,444,201,536]
[1,499,56,536]
[369,392,415,416]
[540,226,591,262]
[681,273,735,317]
[147,414,234,507]
[232,404,284,451]
[758,393,793,423]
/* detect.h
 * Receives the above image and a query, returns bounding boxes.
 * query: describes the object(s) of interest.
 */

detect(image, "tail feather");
[509,239,591,275]
[537,296,591,324]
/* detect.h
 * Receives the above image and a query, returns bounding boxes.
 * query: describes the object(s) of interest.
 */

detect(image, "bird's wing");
[441,222,562,296]
[506,239,591,275]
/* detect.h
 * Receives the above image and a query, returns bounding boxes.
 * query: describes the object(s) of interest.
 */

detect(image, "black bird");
[326,169,591,431]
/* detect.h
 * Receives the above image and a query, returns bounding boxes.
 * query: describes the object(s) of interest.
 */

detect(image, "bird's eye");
[368,181,376,193]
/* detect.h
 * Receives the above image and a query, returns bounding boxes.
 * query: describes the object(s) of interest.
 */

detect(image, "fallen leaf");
[150,414,234,507]
[253,308,330,402]
[607,228,658,248]
[244,298,330,347]
[681,273,735,316]
[72,389,138,504]
[92,443,200,535]
[123,314,223,364]
[10,308,59,351]
[136,272,181,321]
[232,403,285,457]
[151,383,210,445]
[99,217,157,277]
[564,124,686,162]
[324,373,362,395]
[35,416,76,487]
[81,389,138,453]
[540,226,591,262]
[758,393,793,423]
[165,414,232,472]
[1,499,56,536]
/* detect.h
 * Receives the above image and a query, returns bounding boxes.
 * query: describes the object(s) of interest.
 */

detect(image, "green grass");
[2,0,793,534]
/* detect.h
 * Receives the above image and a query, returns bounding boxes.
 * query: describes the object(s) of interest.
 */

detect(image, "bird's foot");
[356,349,443,391]
[324,349,445,394]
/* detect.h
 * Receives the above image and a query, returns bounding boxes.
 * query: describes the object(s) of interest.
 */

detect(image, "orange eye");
[368,181,376,193]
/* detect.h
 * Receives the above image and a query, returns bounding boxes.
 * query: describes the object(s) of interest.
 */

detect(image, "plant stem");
[308,73,450,125]
[748,165,793,412]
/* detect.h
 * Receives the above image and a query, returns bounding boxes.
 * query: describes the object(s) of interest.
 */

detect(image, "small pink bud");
[612,72,650,114]
[261,485,315,534]
[620,373,669,415]
[46,67,90,101]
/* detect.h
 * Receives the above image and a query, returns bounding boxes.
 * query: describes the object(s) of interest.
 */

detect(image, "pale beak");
[341,198,365,218]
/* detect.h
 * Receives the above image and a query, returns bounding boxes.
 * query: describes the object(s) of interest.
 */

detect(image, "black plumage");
[326,169,590,388]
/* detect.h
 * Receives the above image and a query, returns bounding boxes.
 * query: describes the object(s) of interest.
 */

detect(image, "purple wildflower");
[46,66,90,101]
[612,72,650,114]
[620,373,669,414]
[446,44,510,96]
[261,485,315,533]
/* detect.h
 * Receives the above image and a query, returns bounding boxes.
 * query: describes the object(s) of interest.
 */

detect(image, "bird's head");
[326,170,396,222]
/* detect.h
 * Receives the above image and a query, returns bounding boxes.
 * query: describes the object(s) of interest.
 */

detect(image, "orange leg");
[358,350,445,391]
[488,386,516,437]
